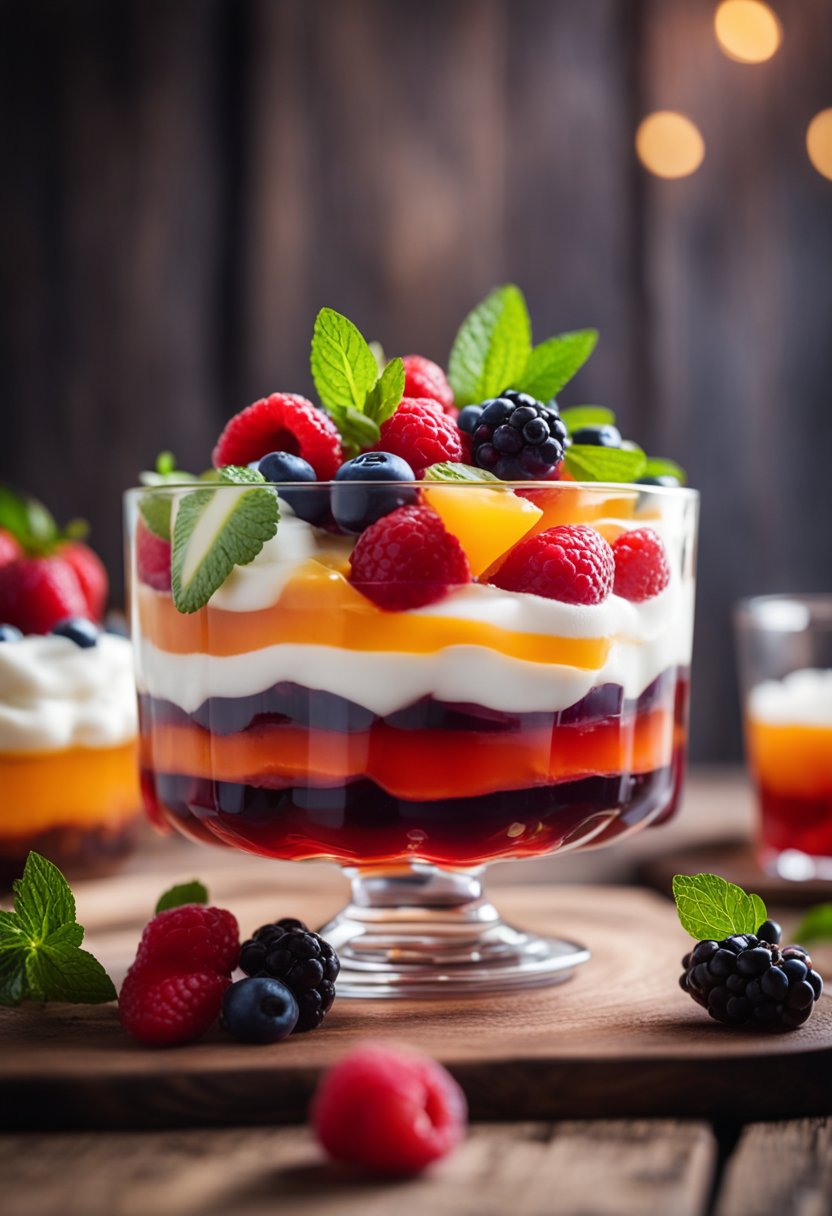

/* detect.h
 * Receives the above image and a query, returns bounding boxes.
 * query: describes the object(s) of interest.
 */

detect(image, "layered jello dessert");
[0,490,140,881]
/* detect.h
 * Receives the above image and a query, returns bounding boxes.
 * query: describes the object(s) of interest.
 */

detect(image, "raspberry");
[402,355,456,416]
[61,542,108,621]
[136,519,172,591]
[133,904,240,981]
[0,530,22,567]
[471,391,567,480]
[680,921,824,1030]
[212,393,343,480]
[612,528,671,602]
[0,556,89,634]
[349,505,471,611]
[311,1044,467,1175]
[374,398,463,478]
[119,968,231,1047]
[489,524,614,605]
[239,917,339,1033]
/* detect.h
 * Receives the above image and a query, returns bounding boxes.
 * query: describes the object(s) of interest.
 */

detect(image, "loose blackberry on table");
[240,918,340,1033]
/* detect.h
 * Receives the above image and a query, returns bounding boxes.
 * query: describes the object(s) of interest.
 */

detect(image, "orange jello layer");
[138,562,611,668]
[0,741,141,835]
[141,710,673,800]
[747,718,832,798]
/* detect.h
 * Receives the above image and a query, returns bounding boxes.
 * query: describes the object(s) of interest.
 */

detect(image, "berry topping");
[374,398,464,478]
[212,393,343,480]
[612,527,671,602]
[119,968,231,1048]
[51,616,100,648]
[471,390,567,480]
[61,542,108,622]
[239,917,339,1033]
[570,424,622,448]
[679,918,824,1031]
[0,530,22,567]
[348,505,471,611]
[133,904,240,981]
[489,524,614,605]
[331,451,418,534]
[0,556,89,635]
[457,404,484,435]
[136,518,172,592]
[257,451,330,525]
[402,355,456,415]
[311,1044,468,1175]
[221,976,299,1044]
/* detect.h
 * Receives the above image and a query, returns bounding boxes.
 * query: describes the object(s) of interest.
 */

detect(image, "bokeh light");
[714,1,782,64]
[807,109,832,182]
[635,112,706,179]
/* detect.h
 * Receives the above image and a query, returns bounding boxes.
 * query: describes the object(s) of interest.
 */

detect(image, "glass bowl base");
[318,863,590,998]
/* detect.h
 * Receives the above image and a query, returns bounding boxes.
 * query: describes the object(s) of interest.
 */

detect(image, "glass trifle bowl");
[126,478,698,996]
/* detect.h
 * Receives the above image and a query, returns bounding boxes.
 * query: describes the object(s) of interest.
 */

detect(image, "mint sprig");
[448,285,531,407]
[155,880,209,914]
[0,485,87,557]
[0,852,116,1006]
[672,873,767,941]
[365,357,405,426]
[518,329,598,402]
[560,405,616,432]
[139,453,202,541]
[171,466,280,614]
[564,444,648,483]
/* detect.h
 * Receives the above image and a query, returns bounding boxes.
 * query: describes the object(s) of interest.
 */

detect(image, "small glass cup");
[735,595,832,881]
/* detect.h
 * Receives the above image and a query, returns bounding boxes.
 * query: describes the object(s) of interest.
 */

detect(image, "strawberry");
[136,520,172,591]
[0,557,89,634]
[0,530,21,567]
[61,542,108,622]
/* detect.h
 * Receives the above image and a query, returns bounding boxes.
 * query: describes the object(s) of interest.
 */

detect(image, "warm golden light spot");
[714,1,782,64]
[635,112,705,179]
[807,109,832,182]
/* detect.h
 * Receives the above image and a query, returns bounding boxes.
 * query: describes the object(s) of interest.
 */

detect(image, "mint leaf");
[365,357,405,426]
[793,903,832,945]
[311,307,380,420]
[643,456,687,486]
[368,340,386,374]
[448,285,532,407]
[560,405,616,432]
[672,873,767,941]
[0,485,82,556]
[0,851,115,1006]
[171,467,280,614]
[564,444,647,483]
[423,462,500,484]
[156,880,209,914]
[138,492,173,541]
[518,329,598,402]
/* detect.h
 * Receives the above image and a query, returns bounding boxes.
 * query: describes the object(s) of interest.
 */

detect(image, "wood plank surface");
[2,878,830,1130]
[0,1120,716,1216]
[714,1118,832,1216]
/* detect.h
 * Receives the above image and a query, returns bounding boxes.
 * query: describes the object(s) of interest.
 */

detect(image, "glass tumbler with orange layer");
[736,596,832,881]
[128,480,698,995]
[0,633,141,884]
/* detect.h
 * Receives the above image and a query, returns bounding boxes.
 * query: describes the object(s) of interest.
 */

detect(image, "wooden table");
[3,768,831,1216]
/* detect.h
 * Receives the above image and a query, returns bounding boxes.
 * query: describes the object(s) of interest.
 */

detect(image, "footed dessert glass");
[127,480,698,996]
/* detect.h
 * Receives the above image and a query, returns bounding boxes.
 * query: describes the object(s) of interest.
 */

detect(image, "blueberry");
[457,405,484,435]
[570,425,623,448]
[257,451,329,525]
[51,618,99,648]
[221,976,299,1044]
[331,452,417,534]
[0,624,23,643]
[757,920,782,945]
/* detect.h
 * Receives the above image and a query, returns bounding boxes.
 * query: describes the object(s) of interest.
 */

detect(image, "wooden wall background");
[1,0,831,762]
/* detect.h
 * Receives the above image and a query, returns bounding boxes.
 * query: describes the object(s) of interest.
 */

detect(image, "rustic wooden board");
[715,1118,832,1216]
[2,871,831,1131]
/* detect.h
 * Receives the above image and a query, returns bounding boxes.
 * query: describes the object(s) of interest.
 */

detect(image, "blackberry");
[239,917,340,1032]
[470,390,567,480]
[679,920,824,1030]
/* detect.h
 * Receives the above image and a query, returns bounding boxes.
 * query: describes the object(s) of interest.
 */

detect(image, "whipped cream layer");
[0,634,138,752]
[749,668,832,728]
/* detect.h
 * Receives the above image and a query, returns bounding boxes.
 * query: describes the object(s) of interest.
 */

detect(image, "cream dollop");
[749,668,832,728]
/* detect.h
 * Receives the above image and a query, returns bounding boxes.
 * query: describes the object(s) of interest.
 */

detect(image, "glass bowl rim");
[125,480,699,498]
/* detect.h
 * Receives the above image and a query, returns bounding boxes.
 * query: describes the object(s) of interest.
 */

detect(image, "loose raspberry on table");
[402,355,456,416]
[489,524,614,605]
[612,527,670,602]
[0,555,90,635]
[119,968,231,1048]
[212,393,343,480]
[136,519,172,592]
[133,904,240,980]
[311,1043,468,1175]
[349,505,471,611]
[374,398,463,477]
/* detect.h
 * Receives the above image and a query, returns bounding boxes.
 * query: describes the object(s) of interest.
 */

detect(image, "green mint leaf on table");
[793,903,832,945]
[156,880,209,914]
[672,873,767,941]
[0,852,116,1006]
[560,405,617,432]
[171,466,279,614]
[423,462,501,484]
[448,284,532,407]
[643,456,687,485]
[517,329,598,402]
[365,357,405,426]
[564,444,647,483]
